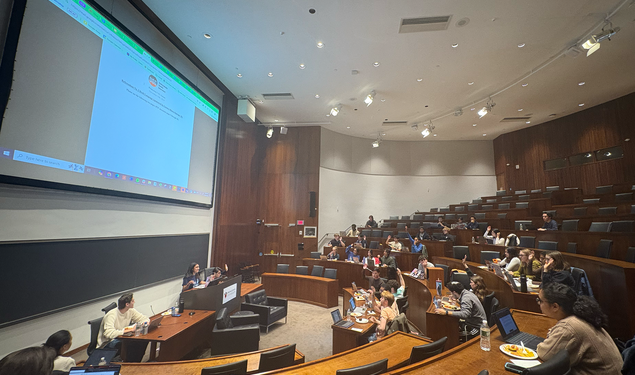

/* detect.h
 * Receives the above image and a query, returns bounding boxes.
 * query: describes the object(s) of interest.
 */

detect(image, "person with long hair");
[470,275,490,303]
[0,346,56,375]
[536,283,623,373]
[182,262,200,291]
[498,247,520,272]
[44,330,76,371]
[492,229,505,246]
[514,249,542,278]
[541,251,574,287]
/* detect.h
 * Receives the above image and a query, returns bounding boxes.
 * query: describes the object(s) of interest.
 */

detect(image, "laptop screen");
[494,308,520,338]
[349,297,356,311]
[69,365,120,375]
[330,309,342,323]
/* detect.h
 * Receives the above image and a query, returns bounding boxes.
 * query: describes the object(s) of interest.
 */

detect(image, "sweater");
[97,308,148,348]
[53,356,76,372]
[537,315,623,375]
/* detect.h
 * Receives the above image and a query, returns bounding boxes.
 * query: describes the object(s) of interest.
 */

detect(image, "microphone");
[150,305,156,316]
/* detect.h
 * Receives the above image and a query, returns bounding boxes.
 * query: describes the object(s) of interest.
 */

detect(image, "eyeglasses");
[536,297,547,305]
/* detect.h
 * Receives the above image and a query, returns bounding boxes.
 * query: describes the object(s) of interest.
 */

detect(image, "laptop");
[330,309,354,329]
[148,315,163,332]
[492,307,544,350]
[69,365,121,375]
[491,263,505,278]
[84,348,118,367]
[503,270,535,293]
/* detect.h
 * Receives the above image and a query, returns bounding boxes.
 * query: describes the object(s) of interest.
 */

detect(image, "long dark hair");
[0,346,56,375]
[545,251,569,271]
[542,283,608,329]
[44,330,71,355]
[185,262,199,277]
[505,247,519,261]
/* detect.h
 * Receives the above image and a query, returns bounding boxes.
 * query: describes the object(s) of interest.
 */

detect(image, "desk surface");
[388,310,556,374]
[261,273,338,308]
[119,309,214,343]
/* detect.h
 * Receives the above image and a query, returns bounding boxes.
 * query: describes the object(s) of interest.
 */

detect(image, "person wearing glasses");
[536,283,623,374]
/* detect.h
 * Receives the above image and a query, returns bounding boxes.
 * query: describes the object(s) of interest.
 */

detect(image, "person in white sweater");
[97,293,148,360]
[44,330,76,372]
[498,247,521,272]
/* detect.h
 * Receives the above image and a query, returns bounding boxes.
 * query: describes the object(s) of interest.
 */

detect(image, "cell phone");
[504,362,525,374]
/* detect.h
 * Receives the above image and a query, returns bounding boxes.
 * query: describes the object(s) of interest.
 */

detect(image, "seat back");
[445,214,456,220]
[396,296,408,315]
[472,199,482,204]
[501,196,514,201]
[610,220,634,233]
[598,207,617,215]
[546,186,560,191]
[566,243,577,254]
[311,265,324,277]
[561,220,579,232]
[522,349,570,374]
[296,265,308,275]
[475,213,486,219]
[409,336,447,364]
[477,222,488,232]
[382,231,392,238]
[396,223,407,229]
[482,292,495,325]
[588,222,611,232]
[538,241,558,251]
[323,268,337,279]
[518,195,530,200]
[371,229,382,237]
[615,192,633,201]
[515,190,527,195]
[436,264,449,284]
[336,358,388,375]
[515,202,529,209]
[245,289,268,305]
[519,236,535,248]
[389,216,399,220]
[452,246,470,261]
[595,185,613,194]
[496,190,506,196]
[425,214,436,221]
[596,239,613,259]
[489,297,500,327]
[498,203,510,210]
[214,307,233,329]
[401,215,410,220]
[468,204,479,211]
[87,317,103,355]
[573,207,587,216]
[632,204,635,214]
[310,251,321,259]
[413,214,424,221]
[626,247,635,263]
[480,251,499,265]
[570,268,584,295]
[439,207,450,212]
[101,302,117,314]
[258,344,296,373]
[482,205,493,210]
[497,213,507,219]
[430,208,438,212]
[409,223,420,229]
[276,264,289,274]
[201,359,248,375]
[369,241,379,249]
[451,272,471,290]
[454,206,465,212]
[583,198,600,204]
[530,189,542,193]
[361,229,372,238]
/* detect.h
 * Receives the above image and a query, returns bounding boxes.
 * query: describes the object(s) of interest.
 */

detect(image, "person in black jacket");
[466,216,479,230]
[541,251,574,288]
[365,215,378,228]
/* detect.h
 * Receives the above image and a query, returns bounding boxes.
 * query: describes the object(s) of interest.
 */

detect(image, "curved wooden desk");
[117,345,305,375]
[261,273,338,308]
[387,310,556,374]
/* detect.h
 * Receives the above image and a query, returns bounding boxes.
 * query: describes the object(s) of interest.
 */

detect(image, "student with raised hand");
[405,225,427,256]
[0,346,56,375]
[182,262,201,291]
[44,330,76,372]
[536,283,623,374]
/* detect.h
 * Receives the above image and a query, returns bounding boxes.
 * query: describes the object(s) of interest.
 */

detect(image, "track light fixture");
[582,24,620,57]
[280,126,288,135]
[478,98,496,119]
[266,127,274,138]
[364,90,376,107]
[330,104,342,116]
[421,122,435,138]
[371,133,382,148]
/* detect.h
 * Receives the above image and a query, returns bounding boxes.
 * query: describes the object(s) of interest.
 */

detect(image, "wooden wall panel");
[494,92,635,194]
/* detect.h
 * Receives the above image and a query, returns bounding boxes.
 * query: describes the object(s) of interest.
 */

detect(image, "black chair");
[371,229,382,237]
[311,265,324,277]
[570,268,584,296]
[497,213,507,219]
[489,297,500,327]
[610,220,634,232]
[515,190,527,195]
[409,336,447,364]
[389,216,399,220]
[516,202,529,208]
[440,207,450,212]
[242,290,288,333]
[583,198,600,204]
[596,185,613,194]
[455,206,465,211]
[626,247,635,263]
[445,214,456,220]
[382,231,392,239]
[478,371,489,375]
[475,213,486,219]
[480,251,499,264]
[496,190,506,196]
[482,205,493,210]
[596,239,613,259]
[101,302,117,314]
[436,264,449,284]
[561,219,579,232]
[615,192,633,201]
[310,251,321,259]
[502,196,514,201]
[211,307,260,355]
[451,272,471,290]
[477,222,488,232]
[396,223,407,229]
[542,191,552,198]
[598,207,617,215]
[473,199,482,204]
[369,241,379,249]
[518,195,530,200]
[543,210,556,217]
[425,214,436,221]
[336,358,388,375]
[519,236,535,248]
[573,207,588,216]
[430,208,438,212]
[538,241,558,251]
[468,204,479,211]
[453,246,470,261]
[546,186,560,192]
[201,359,248,375]
[567,243,577,254]
[410,222,420,229]
[396,295,409,315]
[361,229,372,238]
[413,214,424,221]
[481,291,496,326]
[87,317,104,355]
[521,349,570,374]
[258,344,296,372]
[276,264,289,273]
[401,215,410,220]
[296,265,308,275]
[632,204,635,214]
[530,189,542,193]
[588,222,611,232]
[498,203,510,210]
[324,268,337,279]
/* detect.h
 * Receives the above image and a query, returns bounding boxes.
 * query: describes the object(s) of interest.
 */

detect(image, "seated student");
[437,227,453,241]
[455,217,467,229]
[497,247,521,272]
[405,226,427,256]
[483,225,494,240]
[365,267,384,293]
[369,291,397,341]
[541,251,574,288]
[365,215,378,228]
[492,229,505,245]
[469,276,490,304]
[97,293,149,362]
[434,281,487,329]
[466,216,479,230]
[206,267,223,285]
[380,248,396,269]
[346,224,359,237]
[326,247,340,260]
[416,226,431,241]
[355,234,367,249]
[346,246,361,262]
[538,212,558,231]
[328,234,345,247]
[0,346,56,375]
[386,234,402,251]
[537,283,623,374]
[514,249,542,279]
[386,268,406,298]
[44,330,76,372]
[437,216,450,229]
[412,255,435,280]
[182,262,201,291]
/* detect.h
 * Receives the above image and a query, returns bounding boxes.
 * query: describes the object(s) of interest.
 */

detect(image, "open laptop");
[492,307,544,350]
[330,309,354,329]
[491,262,505,278]
[69,365,121,375]
[503,270,535,293]
[84,348,118,367]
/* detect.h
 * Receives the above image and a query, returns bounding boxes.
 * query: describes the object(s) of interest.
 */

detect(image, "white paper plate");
[499,344,538,360]
[356,318,369,324]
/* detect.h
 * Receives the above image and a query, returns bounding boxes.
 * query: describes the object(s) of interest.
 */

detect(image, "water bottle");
[171,306,176,316]
[480,319,491,351]
[134,322,141,337]
[142,321,148,335]
[471,236,475,243]
[98,357,107,366]
[520,223,524,231]
[520,274,528,293]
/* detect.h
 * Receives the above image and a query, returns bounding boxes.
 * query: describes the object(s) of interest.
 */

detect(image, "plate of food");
[499,344,538,359]
[442,302,460,310]
[349,312,362,317]
[355,318,369,324]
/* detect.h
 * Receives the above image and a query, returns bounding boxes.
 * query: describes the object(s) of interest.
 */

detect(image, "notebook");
[331,309,354,329]
[69,365,121,374]
[492,307,544,350]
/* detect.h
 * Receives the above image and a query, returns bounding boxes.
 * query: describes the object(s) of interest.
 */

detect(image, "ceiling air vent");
[262,93,294,100]
[399,15,452,33]
[500,117,531,122]
[382,121,409,126]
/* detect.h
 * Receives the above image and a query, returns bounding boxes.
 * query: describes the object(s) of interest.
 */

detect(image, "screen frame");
[0,0,221,208]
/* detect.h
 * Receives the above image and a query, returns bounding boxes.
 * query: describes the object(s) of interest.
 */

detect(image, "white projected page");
[0,0,219,204]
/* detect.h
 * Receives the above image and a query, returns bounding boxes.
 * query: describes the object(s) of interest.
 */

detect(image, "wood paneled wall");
[212,102,320,274]
[494,92,635,194]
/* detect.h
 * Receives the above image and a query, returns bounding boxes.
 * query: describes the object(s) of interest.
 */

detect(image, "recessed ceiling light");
[433,134,437,137]
[471,108,475,111]
[274,119,279,122]
[373,62,380,67]
[522,83,528,87]
[483,134,487,136]
[326,114,330,117]
[315,94,320,99]
[579,103,585,107]
[452,43,459,48]
[380,99,385,102]
[518,43,525,48]
[236,73,242,78]
[347,126,350,129]
[417,78,423,82]
[468,82,474,85]
[267,72,273,77]
[518,109,523,111]
[299,64,306,69]
[526,121,531,124]
[472,124,477,127]
[203,33,212,39]
[382,133,386,136]
[578,82,585,86]
[317,41,324,48]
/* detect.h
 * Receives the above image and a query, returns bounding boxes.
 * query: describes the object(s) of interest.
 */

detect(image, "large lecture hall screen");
[0,0,220,206]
